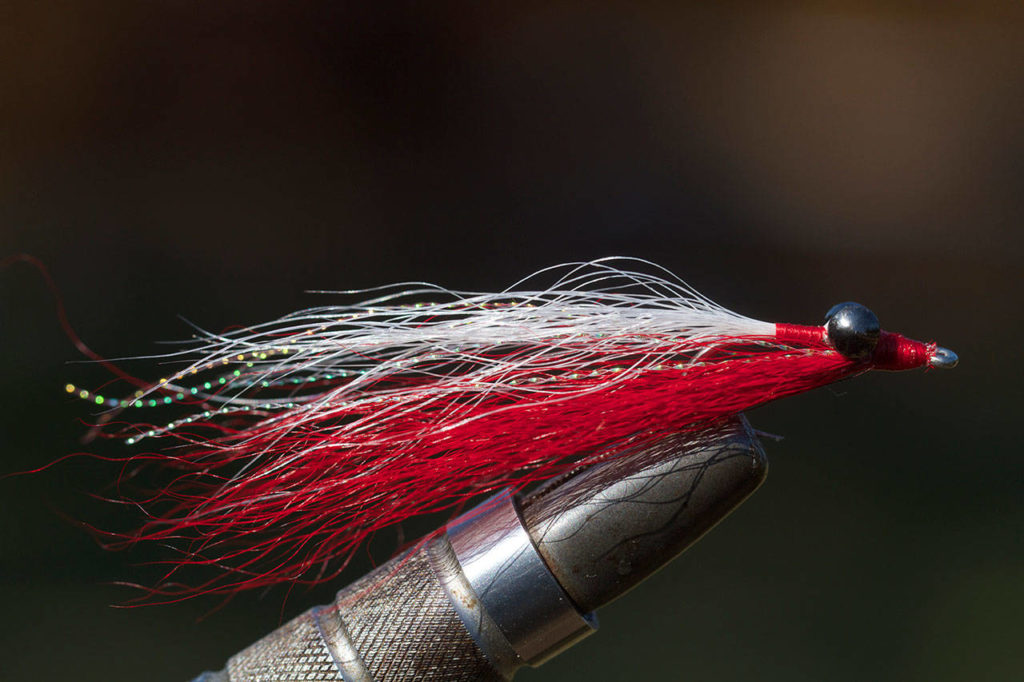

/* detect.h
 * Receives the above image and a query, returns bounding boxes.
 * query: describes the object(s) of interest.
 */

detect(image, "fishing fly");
[66,258,957,599]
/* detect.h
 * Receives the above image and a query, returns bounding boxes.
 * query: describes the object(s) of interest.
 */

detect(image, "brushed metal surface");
[193,419,766,681]
[522,417,767,612]
[447,490,596,665]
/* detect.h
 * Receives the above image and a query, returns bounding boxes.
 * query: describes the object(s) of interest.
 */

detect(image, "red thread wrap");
[776,323,933,370]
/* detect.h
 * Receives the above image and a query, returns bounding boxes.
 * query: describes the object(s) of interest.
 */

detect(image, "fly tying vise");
[66,258,957,599]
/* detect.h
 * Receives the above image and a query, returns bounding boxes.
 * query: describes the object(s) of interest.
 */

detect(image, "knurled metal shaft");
[194,417,766,681]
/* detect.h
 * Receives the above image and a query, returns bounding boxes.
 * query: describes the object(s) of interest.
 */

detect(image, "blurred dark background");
[2,2,1021,680]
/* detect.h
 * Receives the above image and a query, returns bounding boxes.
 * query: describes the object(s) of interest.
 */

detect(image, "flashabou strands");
[69,259,955,599]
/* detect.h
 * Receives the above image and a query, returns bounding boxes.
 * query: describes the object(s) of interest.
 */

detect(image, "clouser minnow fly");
[68,259,956,599]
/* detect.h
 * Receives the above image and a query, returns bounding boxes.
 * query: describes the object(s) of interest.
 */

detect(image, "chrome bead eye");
[824,302,880,360]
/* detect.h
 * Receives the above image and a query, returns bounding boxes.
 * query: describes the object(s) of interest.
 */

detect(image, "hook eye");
[928,346,959,369]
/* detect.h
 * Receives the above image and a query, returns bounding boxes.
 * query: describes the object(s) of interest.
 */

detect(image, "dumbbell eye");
[824,302,881,361]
